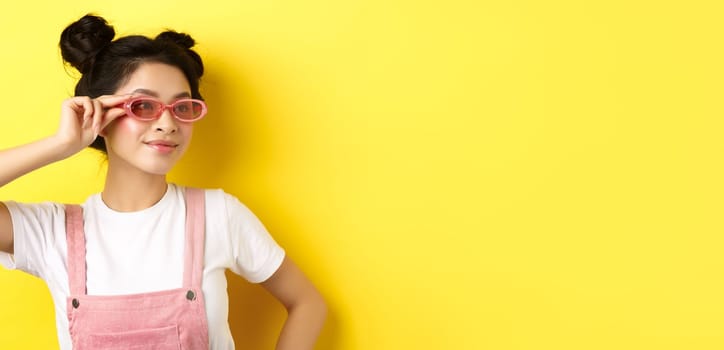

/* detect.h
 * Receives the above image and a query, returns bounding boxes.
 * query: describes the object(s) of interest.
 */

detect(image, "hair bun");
[155,31,196,50]
[60,14,115,73]
[156,31,204,77]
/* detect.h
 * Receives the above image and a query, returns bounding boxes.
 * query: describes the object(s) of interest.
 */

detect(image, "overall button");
[186,290,196,301]
[72,299,80,308]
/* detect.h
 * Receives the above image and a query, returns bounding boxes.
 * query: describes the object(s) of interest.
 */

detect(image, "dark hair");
[59,14,204,153]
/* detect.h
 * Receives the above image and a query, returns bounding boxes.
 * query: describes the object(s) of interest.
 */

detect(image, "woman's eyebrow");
[131,88,159,97]
[130,89,191,98]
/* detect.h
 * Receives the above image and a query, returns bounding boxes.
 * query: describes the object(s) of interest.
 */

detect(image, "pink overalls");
[64,187,210,349]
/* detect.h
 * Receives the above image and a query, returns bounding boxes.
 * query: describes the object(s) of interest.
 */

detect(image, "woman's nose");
[153,109,178,133]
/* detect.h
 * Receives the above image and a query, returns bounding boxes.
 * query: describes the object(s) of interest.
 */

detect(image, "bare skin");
[0,62,326,349]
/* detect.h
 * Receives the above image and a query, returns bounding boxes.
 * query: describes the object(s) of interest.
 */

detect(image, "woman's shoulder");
[173,184,261,218]
[4,200,68,217]
[172,183,219,193]
[172,184,245,209]
[173,183,231,199]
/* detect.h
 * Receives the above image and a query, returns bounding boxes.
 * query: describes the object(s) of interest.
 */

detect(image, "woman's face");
[102,62,195,176]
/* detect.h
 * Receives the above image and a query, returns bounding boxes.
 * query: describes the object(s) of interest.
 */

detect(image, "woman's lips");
[144,140,178,154]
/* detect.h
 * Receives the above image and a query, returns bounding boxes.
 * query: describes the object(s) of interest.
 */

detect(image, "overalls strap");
[65,204,86,296]
[183,187,206,289]
[65,187,207,295]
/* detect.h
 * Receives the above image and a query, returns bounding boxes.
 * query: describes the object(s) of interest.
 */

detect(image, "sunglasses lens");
[173,100,205,120]
[129,99,162,119]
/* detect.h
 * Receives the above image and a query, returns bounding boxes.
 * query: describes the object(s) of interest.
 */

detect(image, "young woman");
[0,14,326,350]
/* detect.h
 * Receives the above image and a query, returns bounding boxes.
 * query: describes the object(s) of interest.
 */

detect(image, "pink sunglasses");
[122,97,208,122]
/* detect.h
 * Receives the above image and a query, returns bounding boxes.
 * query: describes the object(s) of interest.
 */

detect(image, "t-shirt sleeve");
[222,193,285,283]
[0,249,15,270]
[0,201,66,279]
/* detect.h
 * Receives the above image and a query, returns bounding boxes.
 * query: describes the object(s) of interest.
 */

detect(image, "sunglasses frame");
[123,97,208,122]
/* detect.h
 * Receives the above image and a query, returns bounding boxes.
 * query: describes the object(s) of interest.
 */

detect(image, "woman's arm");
[261,255,328,350]
[0,136,68,254]
[0,95,130,254]
[0,202,12,254]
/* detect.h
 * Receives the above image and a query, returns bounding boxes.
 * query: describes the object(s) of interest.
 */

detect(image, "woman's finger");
[72,97,94,127]
[91,99,104,132]
[96,94,136,108]
[99,107,127,132]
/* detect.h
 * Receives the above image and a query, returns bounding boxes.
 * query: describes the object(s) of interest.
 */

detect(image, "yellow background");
[0,0,723,349]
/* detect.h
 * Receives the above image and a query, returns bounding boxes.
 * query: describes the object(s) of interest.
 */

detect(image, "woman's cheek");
[114,117,146,134]
[102,116,146,143]
[181,124,193,141]
[110,117,146,135]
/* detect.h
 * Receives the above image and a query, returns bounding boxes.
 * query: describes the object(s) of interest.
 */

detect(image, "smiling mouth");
[144,142,179,153]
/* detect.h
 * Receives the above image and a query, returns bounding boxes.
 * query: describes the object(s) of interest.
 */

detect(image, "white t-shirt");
[0,183,285,350]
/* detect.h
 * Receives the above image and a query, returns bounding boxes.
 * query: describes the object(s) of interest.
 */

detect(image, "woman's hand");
[53,95,131,158]
[0,95,136,188]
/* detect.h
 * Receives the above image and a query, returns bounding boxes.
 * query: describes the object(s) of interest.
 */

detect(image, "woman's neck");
[102,165,169,213]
